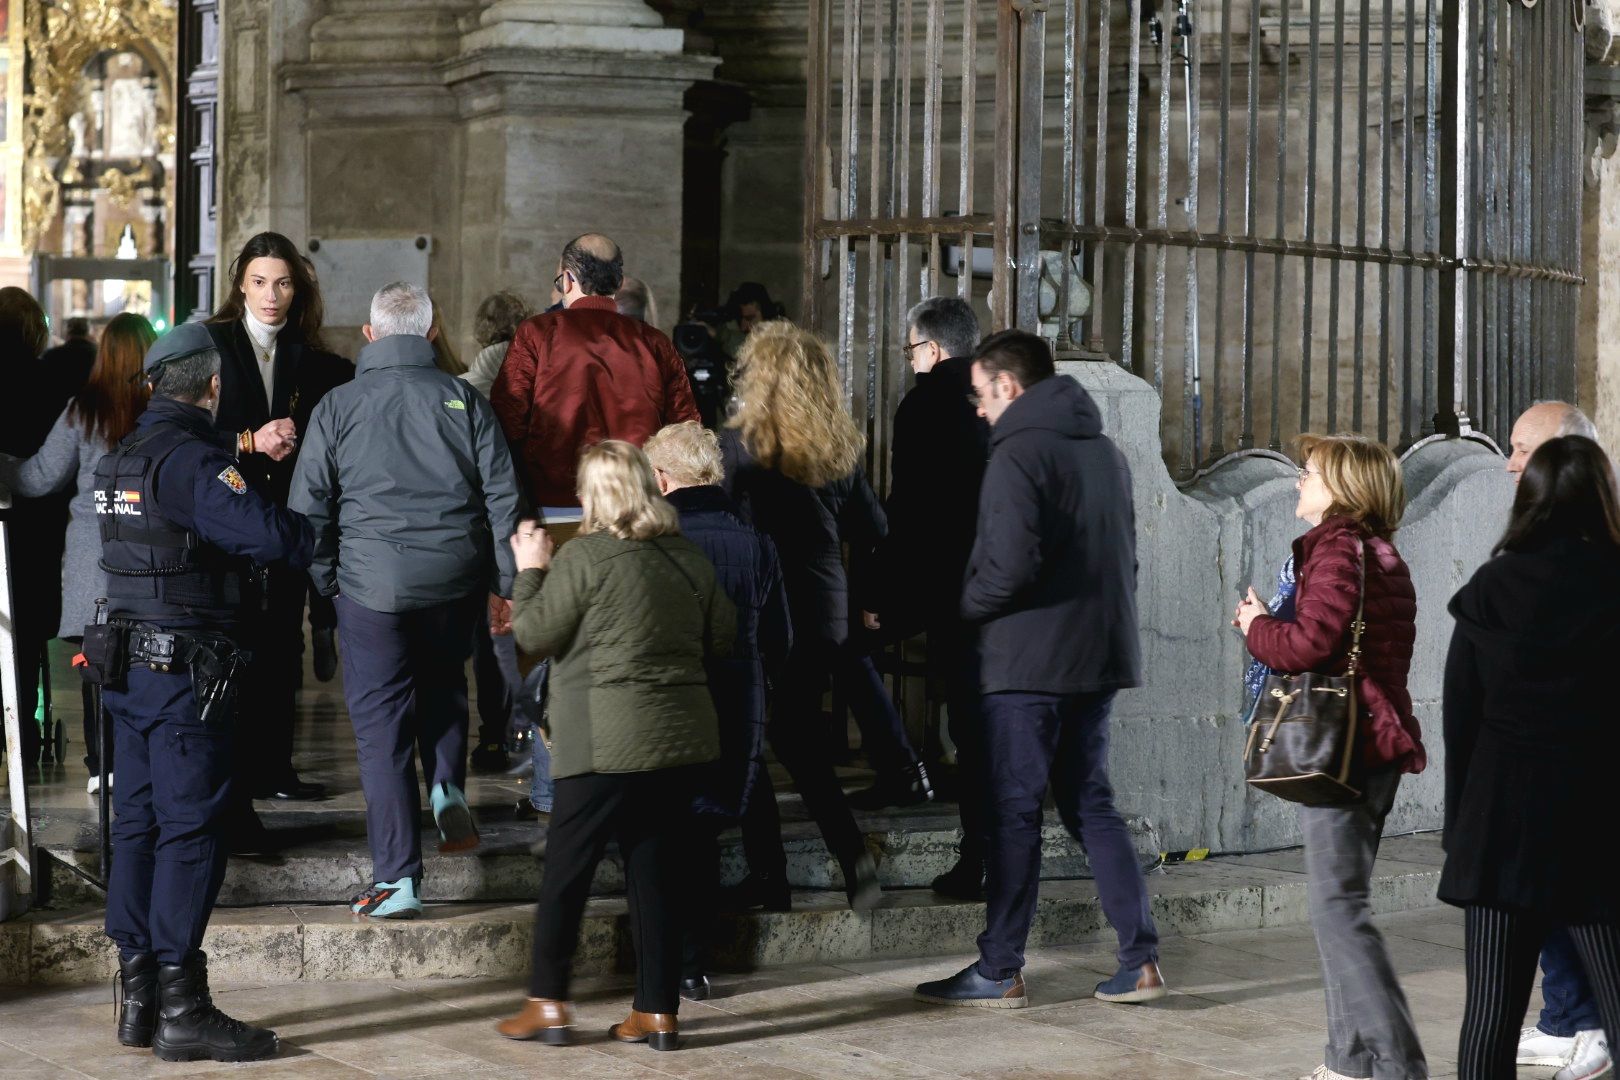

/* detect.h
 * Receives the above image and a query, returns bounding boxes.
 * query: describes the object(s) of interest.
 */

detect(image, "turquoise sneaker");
[351,877,421,919]
[430,781,480,853]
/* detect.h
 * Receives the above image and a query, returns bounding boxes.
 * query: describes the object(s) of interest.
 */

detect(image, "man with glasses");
[491,234,699,511]
[864,298,990,866]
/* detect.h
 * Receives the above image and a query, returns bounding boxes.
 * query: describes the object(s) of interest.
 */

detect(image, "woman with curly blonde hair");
[718,321,904,912]
[727,320,864,487]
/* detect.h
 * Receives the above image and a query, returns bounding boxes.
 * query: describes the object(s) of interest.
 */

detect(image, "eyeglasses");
[553,272,567,294]
[1296,467,1319,482]
[902,340,935,357]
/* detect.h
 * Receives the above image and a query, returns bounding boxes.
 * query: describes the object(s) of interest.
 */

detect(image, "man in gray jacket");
[290,281,521,919]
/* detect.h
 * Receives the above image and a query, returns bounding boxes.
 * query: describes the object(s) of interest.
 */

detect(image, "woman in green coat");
[495,440,736,1053]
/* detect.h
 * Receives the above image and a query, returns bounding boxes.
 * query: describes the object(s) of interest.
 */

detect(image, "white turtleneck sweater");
[243,309,284,407]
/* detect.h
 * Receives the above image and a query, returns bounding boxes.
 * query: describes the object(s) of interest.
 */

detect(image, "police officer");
[95,323,313,1063]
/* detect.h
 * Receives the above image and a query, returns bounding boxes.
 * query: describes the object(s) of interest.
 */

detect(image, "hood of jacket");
[1448,536,1620,663]
[356,333,439,376]
[989,372,1103,447]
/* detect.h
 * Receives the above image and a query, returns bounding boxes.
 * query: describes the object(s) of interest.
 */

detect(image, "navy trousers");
[976,689,1159,980]
[834,634,920,778]
[104,666,234,965]
[336,593,479,884]
[1540,928,1605,1036]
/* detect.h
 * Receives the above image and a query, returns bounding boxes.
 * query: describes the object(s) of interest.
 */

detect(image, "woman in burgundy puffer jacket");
[1236,434,1428,1080]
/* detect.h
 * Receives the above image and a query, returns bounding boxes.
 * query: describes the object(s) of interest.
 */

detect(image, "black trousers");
[471,620,513,749]
[14,633,45,765]
[234,564,308,790]
[737,639,867,886]
[1459,906,1620,1080]
[931,620,986,865]
[739,768,789,880]
[530,769,690,1014]
[80,680,112,776]
[681,815,725,980]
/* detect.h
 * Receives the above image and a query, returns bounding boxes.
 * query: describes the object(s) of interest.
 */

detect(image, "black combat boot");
[152,951,278,1062]
[116,951,158,1047]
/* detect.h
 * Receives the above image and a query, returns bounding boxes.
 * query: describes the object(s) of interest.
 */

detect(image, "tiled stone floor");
[0,908,1589,1079]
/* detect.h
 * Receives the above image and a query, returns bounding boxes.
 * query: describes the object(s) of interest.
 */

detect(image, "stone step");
[4,835,1447,986]
[42,812,1163,907]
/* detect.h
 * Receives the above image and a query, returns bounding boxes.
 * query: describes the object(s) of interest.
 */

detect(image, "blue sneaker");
[914,963,1027,1009]
[1094,961,1167,1003]
[351,877,422,919]
[430,781,479,853]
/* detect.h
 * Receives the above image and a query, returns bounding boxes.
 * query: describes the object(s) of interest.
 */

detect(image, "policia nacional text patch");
[217,466,248,494]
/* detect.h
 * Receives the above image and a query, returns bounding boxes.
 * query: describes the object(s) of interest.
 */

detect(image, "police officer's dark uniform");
[90,323,314,1063]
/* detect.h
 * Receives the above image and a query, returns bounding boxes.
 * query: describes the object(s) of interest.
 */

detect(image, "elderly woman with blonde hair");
[495,440,736,1052]
[644,420,791,1000]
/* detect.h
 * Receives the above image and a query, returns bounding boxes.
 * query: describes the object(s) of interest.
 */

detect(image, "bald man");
[490,235,699,509]
[1502,401,1613,1080]
[1506,400,1600,482]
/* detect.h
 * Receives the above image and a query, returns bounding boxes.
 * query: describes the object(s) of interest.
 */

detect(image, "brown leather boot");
[609,1009,679,1051]
[495,998,573,1045]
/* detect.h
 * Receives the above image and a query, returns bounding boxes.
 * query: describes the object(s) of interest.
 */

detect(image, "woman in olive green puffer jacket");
[496,439,736,1051]
[509,510,737,778]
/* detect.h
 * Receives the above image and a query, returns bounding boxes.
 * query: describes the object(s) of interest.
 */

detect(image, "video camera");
[673,308,733,430]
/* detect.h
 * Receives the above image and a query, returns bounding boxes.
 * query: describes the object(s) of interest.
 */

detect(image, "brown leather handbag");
[1243,541,1366,806]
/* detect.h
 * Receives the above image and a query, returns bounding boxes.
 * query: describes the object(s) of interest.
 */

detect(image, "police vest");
[95,422,246,622]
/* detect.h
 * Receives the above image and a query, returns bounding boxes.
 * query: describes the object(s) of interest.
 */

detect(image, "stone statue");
[69,112,88,159]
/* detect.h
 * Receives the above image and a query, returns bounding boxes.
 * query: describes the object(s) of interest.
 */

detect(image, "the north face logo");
[444,400,466,411]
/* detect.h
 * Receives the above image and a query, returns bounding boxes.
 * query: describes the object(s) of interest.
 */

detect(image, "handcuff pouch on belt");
[77,621,130,687]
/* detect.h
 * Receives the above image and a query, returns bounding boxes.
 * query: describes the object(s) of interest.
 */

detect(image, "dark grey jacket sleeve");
[288,399,341,597]
[471,393,521,597]
[961,442,1045,623]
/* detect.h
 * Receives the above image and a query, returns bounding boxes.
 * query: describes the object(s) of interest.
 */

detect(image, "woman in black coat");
[0,287,67,768]
[715,322,891,911]
[205,233,354,813]
[1442,434,1620,1079]
[645,421,791,999]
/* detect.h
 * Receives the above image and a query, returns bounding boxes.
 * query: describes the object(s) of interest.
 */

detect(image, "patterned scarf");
[1242,554,1297,722]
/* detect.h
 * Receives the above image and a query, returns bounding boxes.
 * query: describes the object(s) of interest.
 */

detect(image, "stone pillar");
[267,0,713,353]
[1584,16,1620,452]
[701,0,810,319]
[446,2,715,336]
[1592,151,1620,451]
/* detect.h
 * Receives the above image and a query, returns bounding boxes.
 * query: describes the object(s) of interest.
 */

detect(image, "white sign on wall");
[308,235,433,327]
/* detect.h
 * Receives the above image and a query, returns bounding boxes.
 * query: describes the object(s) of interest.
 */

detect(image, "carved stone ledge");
[1587,66,1620,187]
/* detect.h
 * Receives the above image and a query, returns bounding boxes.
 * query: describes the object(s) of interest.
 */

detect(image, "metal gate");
[802,0,1586,480]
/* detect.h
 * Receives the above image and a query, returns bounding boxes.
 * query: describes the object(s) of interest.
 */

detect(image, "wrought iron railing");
[802,0,1585,483]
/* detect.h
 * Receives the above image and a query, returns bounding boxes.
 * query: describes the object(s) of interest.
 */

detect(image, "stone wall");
[216,0,713,360]
[1062,359,1513,853]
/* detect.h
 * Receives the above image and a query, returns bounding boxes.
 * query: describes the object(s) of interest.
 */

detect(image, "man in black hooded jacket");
[914,330,1165,1010]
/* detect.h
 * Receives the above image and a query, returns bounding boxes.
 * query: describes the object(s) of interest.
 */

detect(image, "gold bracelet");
[239,429,254,455]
